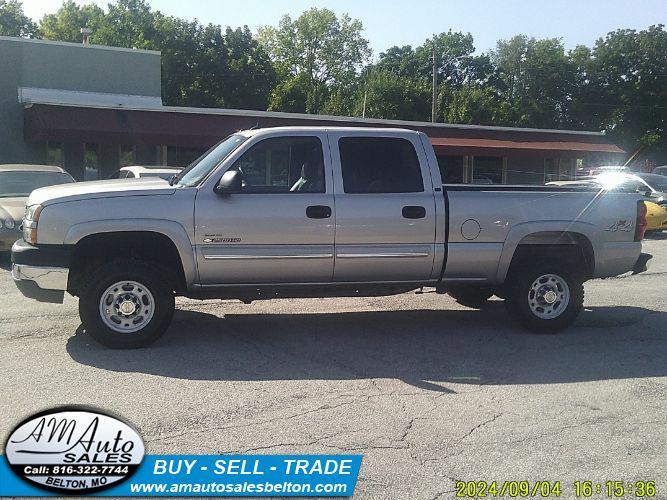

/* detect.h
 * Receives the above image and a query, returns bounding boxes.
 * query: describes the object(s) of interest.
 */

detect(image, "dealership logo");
[5,406,145,494]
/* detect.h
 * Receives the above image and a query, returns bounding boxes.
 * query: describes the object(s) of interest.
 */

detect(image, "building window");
[472,156,504,184]
[558,158,574,180]
[47,142,64,167]
[120,145,136,167]
[177,147,206,167]
[437,155,464,183]
[84,144,100,180]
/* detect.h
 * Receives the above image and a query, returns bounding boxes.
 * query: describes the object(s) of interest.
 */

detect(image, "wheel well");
[68,231,186,295]
[508,231,595,280]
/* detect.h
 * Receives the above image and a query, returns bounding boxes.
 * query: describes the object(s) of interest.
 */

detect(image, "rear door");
[329,131,437,282]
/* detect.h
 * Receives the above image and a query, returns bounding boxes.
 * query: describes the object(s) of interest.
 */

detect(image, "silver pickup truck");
[11,127,651,348]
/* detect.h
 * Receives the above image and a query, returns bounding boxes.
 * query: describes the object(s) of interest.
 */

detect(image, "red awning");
[429,137,624,155]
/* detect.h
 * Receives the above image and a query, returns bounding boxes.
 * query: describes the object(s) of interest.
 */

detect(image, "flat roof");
[23,102,623,154]
[0,35,161,55]
[24,100,606,138]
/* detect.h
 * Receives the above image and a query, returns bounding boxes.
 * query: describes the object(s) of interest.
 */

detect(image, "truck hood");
[27,178,177,207]
[0,197,27,222]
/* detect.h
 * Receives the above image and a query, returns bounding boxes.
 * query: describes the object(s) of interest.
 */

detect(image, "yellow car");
[645,200,667,233]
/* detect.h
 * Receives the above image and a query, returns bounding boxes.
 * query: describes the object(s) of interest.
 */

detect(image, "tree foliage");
[258,8,371,114]
[36,0,275,110]
[3,2,665,162]
[0,0,36,37]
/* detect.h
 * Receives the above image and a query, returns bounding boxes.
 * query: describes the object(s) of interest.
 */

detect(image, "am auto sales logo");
[5,406,145,494]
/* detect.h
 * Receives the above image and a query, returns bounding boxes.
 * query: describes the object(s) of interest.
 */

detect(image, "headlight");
[23,204,43,244]
[24,204,43,222]
[4,218,15,230]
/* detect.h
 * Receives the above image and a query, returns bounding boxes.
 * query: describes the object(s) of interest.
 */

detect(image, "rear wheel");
[79,260,175,348]
[447,285,493,307]
[505,263,584,333]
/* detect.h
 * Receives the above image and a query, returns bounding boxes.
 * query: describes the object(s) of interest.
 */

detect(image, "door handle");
[402,206,426,219]
[306,205,332,219]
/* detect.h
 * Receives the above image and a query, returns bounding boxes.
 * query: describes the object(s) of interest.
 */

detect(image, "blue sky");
[24,0,666,57]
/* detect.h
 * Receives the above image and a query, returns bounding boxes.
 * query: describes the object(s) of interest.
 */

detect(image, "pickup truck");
[11,127,651,348]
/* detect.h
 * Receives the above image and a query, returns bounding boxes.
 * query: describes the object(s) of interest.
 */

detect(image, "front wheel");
[505,264,584,334]
[79,260,175,348]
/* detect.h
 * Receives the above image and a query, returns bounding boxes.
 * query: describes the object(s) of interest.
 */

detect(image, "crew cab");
[11,127,651,348]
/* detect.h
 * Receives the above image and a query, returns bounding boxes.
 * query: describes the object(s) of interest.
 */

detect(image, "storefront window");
[544,158,558,183]
[84,144,100,180]
[47,142,64,167]
[120,145,136,167]
[473,156,503,184]
[437,155,464,183]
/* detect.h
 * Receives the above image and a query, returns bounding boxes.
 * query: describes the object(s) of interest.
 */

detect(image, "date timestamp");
[454,480,656,498]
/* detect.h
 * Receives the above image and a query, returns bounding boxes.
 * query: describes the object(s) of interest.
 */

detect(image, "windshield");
[0,171,74,198]
[175,134,248,187]
[638,174,667,192]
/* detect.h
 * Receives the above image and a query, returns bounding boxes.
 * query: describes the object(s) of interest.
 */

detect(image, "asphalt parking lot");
[1,236,666,499]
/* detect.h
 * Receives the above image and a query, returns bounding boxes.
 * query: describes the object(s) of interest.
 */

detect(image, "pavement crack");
[146,397,372,445]
[455,413,502,443]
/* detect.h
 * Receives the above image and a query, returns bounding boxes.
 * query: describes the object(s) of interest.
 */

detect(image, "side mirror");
[214,170,243,195]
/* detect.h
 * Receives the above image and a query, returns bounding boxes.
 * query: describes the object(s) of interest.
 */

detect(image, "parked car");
[11,127,650,348]
[587,165,629,176]
[651,166,667,176]
[108,166,183,180]
[595,172,667,205]
[0,164,75,254]
[645,201,667,233]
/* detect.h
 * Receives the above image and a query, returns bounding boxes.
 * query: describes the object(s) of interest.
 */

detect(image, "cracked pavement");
[1,236,666,499]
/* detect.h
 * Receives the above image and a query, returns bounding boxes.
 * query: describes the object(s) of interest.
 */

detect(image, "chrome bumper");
[12,264,69,290]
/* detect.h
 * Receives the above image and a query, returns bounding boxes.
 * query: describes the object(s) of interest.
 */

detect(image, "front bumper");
[11,239,71,303]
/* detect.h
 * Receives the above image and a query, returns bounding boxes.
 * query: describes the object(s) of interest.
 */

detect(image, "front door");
[194,133,335,285]
[329,132,437,282]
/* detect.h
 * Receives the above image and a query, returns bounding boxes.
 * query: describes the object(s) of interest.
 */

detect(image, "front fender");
[64,219,197,287]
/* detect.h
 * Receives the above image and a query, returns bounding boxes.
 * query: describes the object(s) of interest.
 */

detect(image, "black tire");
[447,285,493,307]
[79,260,175,348]
[505,262,584,334]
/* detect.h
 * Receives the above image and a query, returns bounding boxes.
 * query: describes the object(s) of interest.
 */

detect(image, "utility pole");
[362,90,367,118]
[431,47,437,122]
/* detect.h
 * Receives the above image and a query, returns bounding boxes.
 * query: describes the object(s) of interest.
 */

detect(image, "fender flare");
[64,219,198,287]
[496,220,600,283]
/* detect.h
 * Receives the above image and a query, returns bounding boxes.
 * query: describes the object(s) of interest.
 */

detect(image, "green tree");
[37,0,276,110]
[586,25,667,160]
[259,8,371,114]
[492,35,574,128]
[415,30,476,85]
[39,0,104,42]
[376,45,419,78]
[223,26,277,110]
[353,69,430,121]
[0,0,37,37]
[442,85,511,126]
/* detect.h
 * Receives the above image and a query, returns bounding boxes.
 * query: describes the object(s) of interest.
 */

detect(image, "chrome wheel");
[527,273,570,320]
[98,280,155,333]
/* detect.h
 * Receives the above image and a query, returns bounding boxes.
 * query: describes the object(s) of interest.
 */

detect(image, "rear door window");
[338,137,424,193]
